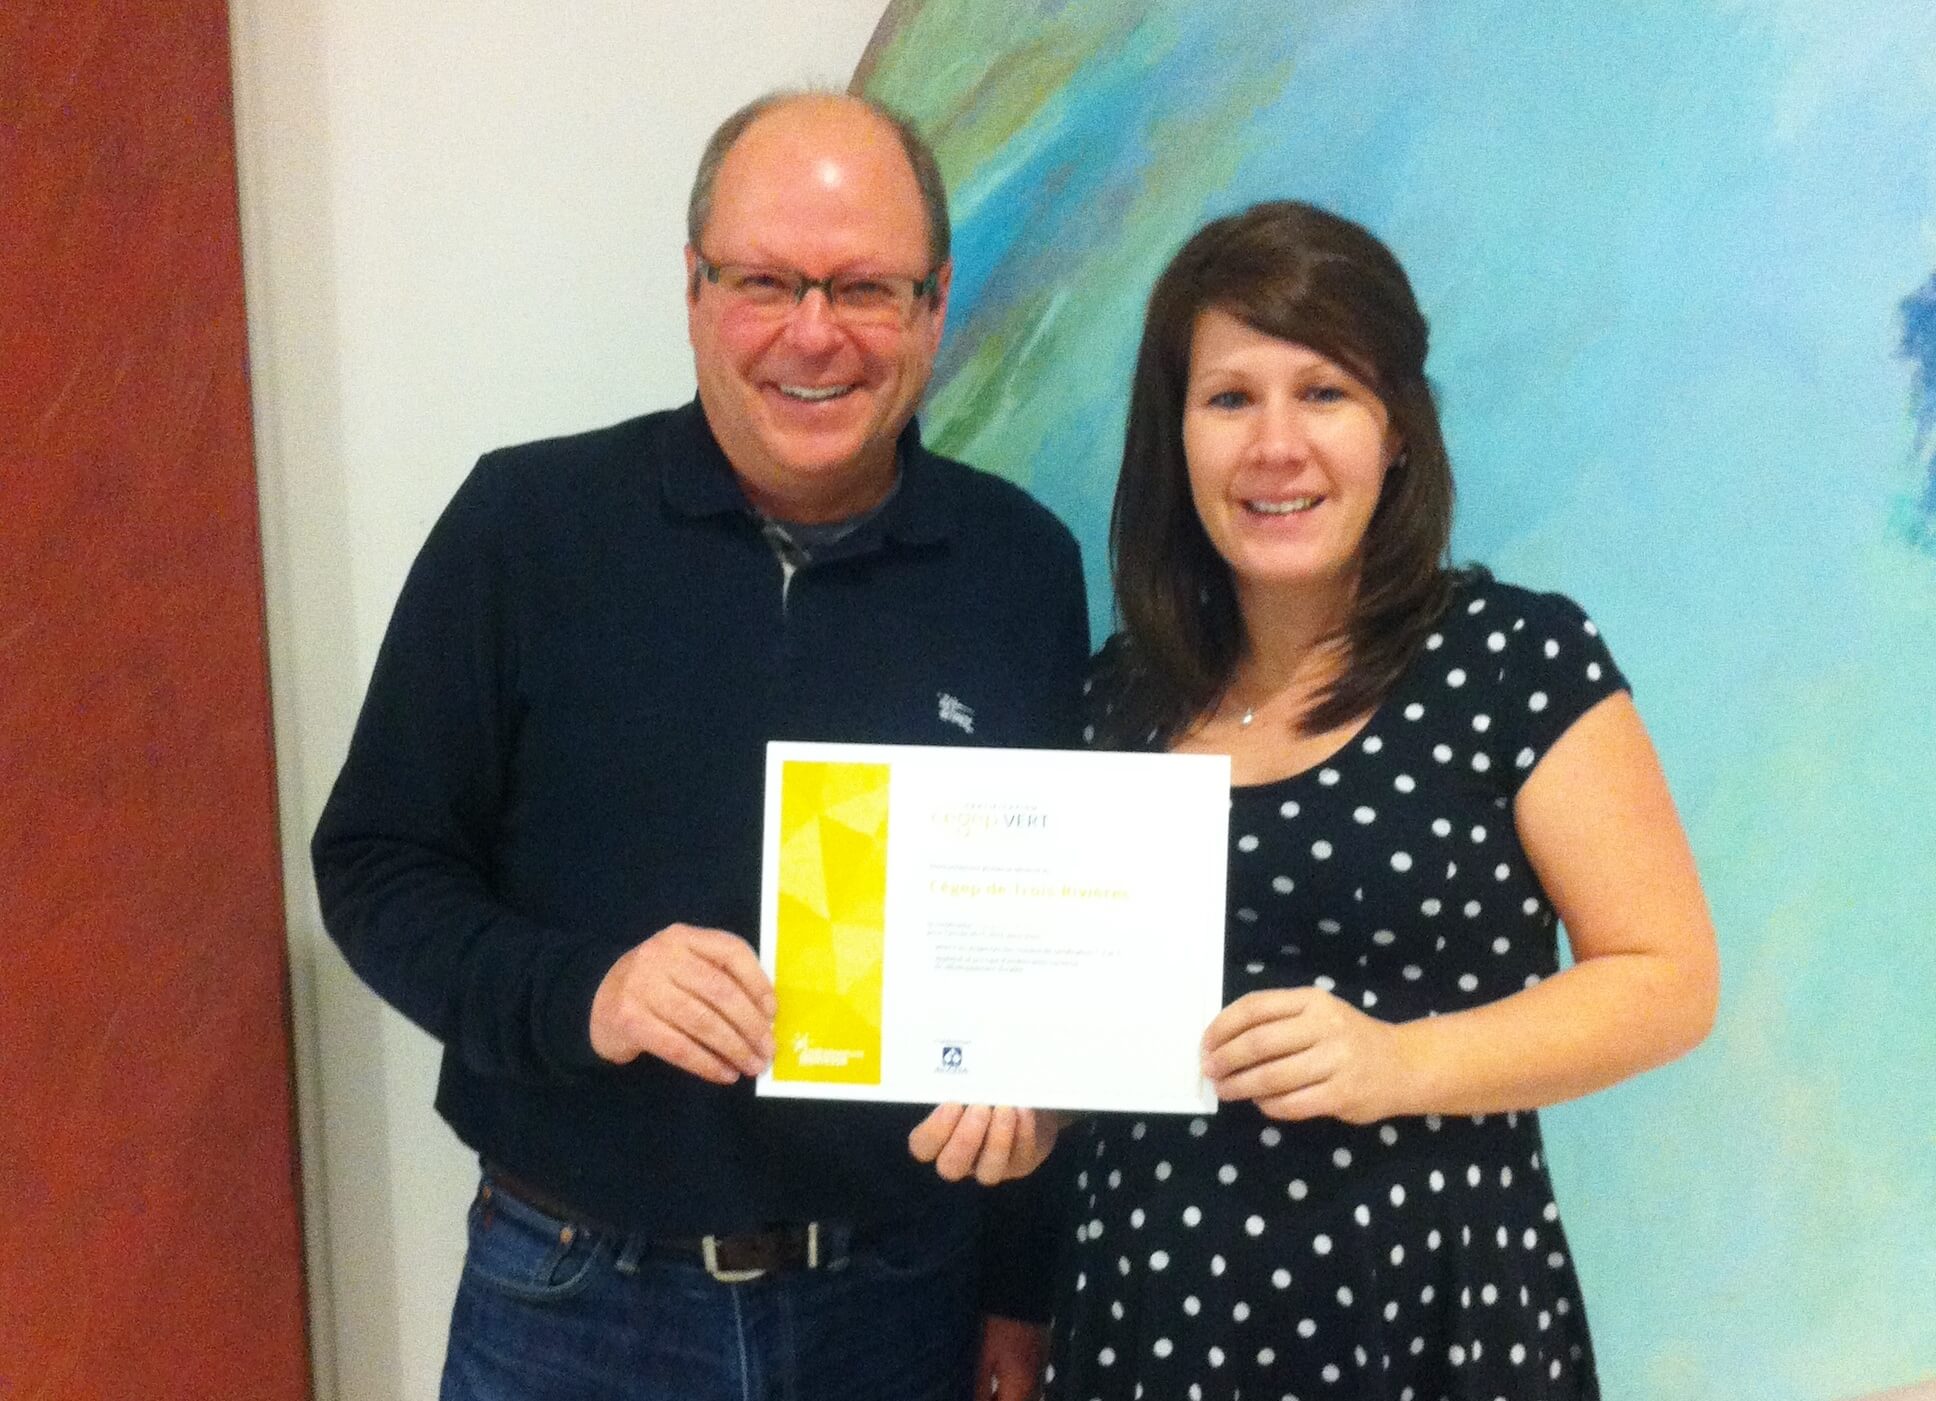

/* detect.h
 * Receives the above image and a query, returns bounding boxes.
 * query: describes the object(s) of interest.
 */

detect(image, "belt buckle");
[699,1222,819,1282]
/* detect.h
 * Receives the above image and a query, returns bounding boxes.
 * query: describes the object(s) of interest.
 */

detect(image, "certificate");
[755,742,1229,1114]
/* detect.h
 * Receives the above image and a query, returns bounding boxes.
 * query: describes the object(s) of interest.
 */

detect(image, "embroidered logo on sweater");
[937,693,975,734]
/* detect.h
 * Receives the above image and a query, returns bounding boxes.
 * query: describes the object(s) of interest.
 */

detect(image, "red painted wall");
[1,2,313,1395]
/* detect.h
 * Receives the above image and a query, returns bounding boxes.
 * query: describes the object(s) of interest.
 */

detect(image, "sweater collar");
[659,398,953,546]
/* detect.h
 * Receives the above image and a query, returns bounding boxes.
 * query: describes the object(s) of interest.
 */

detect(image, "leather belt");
[483,1169,842,1282]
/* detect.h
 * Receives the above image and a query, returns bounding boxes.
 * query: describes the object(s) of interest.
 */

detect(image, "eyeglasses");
[694,252,939,328]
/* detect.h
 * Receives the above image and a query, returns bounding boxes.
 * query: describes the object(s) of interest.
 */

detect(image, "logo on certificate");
[938,1042,967,1072]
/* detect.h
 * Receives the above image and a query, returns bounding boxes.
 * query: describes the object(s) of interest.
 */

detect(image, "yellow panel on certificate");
[757,742,1230,1114]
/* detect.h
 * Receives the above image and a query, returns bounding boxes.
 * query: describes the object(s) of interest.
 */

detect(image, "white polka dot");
[1117,1255,1130,1275]
[1182,1205,1202,1226]
[1109,1169,1122,1188]
[1087,1218,1104,1238]
[1337,1285,1355,1306]
[1421,897,1441,916]
[1391,1244,1406,1265]
[1471,752,1491,772]
[1155,1161,1172,1180]
[1297,1317,1317,1338]
[1394,773,1416,792]
[1311,839,1333,859]
[1467,1164,1483,1187]
[1473,713,1492,732]
[1354,1204,1372,1226]
[1426,632,1444,649]
[1362,989,1378,1008]
[1450,1344,1467,1366]
[1421,1284,1437,1304]
[1272,874,1294,893]
[1363,735,1384,753]
[1401,963,1422,981]
[1211,1254,1226,1275]
[1189,1117,1209,1137]
[1404,702,1425,720]
[1523,1228,1538,1249]
[1237,907,1258,922]
[1389,851,1413,873]
[1389,1184,1406,1206]
[1257,1347,1276,1366]
[1446,668,1467,688]
[1332,1147,1353,1169]
[1288,1179,1308,1200]
[1584,619,1599,636]
[1464,899,1482,917]
[1318,767,1340,786]
[1098,1347,1116,1366]
[1208,1345,1225,1367]
[1314,975,1336,992]
[1529,690,1549,712]
[1516,746,1536,768]
[1237,833,1259,852]
[1380,1125,1399,1145]
[1544,1201,1559,1221]
[1543,638,1560,658]
[1433,743,1453,763]
[1232,1301,1250,1322]
[1245,1215,1265,1236]
[1482,1283,1499,1305]
[1372,928,1396,945]
[1183,1294,1201,1315]
[1273,1267,1292,1288]
[1149,1250,1169,1270]
[1313,1234,1333,1255]
[1429,1169,1445,1191]
[1587,662,1603,681]
[1512,1343,1527,1365]
[1318,918,1341,933]
[1487,631,1506,652]
[1323,1364,1341,1383]
[1152,1338,1173,1358]
[1218,1163,1238,1185]
[1458,973,1479,992]
[1353,805,1377,824]
[1279,800,1300,818]
[1260,1126,1282,1147]
[1494,862,1510,881]
[1130,1208,1146,1228]
[1522,896,1540,915]
[1245,960,1265,974]
[1492,937,1511,954]
[1081,725,1095,742]
[1428,1229,1443,1249]
[1131,1120,1147,1138]
[1548,1251,1567,1268]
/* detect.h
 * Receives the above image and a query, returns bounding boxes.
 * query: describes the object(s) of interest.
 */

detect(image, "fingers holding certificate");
[756,742,1230,1115]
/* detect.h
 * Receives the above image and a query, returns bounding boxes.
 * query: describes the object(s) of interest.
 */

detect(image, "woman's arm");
[1204,692,1719,1120]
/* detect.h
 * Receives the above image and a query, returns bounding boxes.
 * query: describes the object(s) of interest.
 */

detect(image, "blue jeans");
[440,1175,979,1401]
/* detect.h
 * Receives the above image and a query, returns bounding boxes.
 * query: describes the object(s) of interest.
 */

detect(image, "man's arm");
[312,456,620,1081]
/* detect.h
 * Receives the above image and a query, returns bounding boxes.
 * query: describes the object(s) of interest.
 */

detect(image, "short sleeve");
[1488,588,1629,793]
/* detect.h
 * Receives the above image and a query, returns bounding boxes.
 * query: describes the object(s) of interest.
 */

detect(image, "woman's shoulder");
[1083,633,1168,750]
[1427,568,1606,659]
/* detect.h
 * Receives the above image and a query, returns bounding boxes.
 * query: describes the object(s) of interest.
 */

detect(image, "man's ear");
[925,259,954,352]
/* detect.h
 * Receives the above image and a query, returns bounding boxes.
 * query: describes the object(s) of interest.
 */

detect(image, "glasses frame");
[693,251,941,327]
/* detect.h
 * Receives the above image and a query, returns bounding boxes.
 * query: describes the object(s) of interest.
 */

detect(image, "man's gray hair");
[685,89,952,276]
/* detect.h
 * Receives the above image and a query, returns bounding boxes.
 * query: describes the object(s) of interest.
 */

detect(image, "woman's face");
[1182,307,1397,604]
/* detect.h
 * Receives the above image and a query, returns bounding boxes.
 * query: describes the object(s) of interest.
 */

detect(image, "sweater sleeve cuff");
[537,937,627,1075]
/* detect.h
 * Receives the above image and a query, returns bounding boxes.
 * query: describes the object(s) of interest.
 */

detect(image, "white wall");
[228,7,891,1398]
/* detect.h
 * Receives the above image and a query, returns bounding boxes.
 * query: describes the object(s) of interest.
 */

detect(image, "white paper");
[756,742,1229,1114]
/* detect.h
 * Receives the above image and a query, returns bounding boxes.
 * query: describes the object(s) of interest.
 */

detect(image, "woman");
[1041,202,1718,1401]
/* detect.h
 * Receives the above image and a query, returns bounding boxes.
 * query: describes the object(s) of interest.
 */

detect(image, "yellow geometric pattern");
[772,760,890,1084]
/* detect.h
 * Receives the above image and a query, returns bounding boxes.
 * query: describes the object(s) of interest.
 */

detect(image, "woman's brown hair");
[1105,200,1458,744]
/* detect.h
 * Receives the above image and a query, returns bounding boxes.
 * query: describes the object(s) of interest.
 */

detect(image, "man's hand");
[588,923,776,1082]
[1201,985,1416,1124]
[908,1105,1062,1185]
[974,1315,1047,1400]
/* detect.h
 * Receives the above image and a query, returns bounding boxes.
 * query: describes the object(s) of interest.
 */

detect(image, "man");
[312,91,1088,1399]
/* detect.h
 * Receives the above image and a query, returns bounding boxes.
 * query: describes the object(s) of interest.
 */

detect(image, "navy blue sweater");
[312,401,1087,1314]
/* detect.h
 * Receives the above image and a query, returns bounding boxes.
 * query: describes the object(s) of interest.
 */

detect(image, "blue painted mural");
[857,3,1936,1397]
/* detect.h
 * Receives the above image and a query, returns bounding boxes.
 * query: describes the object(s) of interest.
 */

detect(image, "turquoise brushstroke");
[860,2,1936,1398]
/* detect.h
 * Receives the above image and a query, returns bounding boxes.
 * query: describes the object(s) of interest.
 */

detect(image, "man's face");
[687,98,950,524]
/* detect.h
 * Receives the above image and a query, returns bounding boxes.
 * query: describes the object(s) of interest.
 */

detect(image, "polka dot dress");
[1047,577,1624,1401]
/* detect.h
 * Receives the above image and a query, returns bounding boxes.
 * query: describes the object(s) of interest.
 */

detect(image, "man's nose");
[779,289,843,350]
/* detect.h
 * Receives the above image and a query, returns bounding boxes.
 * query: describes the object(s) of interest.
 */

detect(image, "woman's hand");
[908,1105,1064,1184]
[1201,987,1417,1124]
